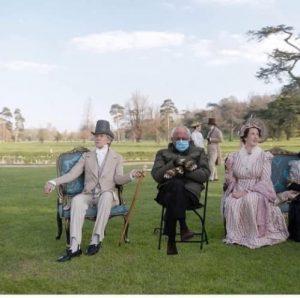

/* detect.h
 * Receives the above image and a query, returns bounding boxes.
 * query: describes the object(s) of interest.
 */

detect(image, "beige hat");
[191,122,201,128]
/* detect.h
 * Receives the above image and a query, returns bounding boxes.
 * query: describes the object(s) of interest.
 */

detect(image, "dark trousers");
[155,179,199,240]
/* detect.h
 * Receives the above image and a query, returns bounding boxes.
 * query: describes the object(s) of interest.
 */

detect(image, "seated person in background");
[151,126,210,255]
[44,120,143,262]
[221,119,288,249]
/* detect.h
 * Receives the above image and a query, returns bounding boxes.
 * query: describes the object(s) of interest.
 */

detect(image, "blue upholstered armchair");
[268,147,300,213]
[55,147,129,245]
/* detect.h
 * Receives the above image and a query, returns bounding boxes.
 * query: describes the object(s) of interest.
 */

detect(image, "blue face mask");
[175,140,189,152]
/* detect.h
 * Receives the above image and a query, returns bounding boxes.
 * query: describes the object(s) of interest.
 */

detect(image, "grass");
[0,137,300,164]
[1,165,300,294]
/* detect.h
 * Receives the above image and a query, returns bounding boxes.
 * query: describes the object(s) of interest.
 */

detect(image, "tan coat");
[54,148,132,202]
[207,126,223,165]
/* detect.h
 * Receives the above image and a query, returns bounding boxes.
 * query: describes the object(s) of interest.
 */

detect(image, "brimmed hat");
[208,118,216,126]
[238,117,267,142]
[91,120,114,139]
[191,122,201,128]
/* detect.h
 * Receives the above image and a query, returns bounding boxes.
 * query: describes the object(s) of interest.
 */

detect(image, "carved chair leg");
[56,212,62,240]
[65,218,71,247]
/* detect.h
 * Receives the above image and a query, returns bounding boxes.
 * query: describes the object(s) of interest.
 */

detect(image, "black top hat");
[208,118,216,126]
[91,120,114,138]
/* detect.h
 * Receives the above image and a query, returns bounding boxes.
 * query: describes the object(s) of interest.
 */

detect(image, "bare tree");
[80,98,94,143]
[109,104,125,142]
[37,128,48,143]
[207,97,247,140]
[142,104,162,143]
[248,94,276,110]
[125,91,148,142]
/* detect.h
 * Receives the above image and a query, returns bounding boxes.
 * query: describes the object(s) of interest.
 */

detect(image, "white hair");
[106,135,113,145]
[170,126,191,139]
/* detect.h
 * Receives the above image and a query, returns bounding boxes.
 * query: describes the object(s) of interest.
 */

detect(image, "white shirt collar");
[96,144,108,155]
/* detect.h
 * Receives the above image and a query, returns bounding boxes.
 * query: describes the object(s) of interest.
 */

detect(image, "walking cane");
[119,174,145,246]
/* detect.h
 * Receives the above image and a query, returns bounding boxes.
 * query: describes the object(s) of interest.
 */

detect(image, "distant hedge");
[0,151,156,165]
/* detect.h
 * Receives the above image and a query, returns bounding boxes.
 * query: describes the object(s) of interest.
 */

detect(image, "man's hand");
[174,157,197,172]
[183,159,197,172]
[44,181,56,194]
[131,170,145,178]
[173,157,186,167]
[164,166,184,179]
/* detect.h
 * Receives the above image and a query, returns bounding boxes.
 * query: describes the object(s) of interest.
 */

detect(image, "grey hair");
[170,126,191,139]
[106,135,113,145]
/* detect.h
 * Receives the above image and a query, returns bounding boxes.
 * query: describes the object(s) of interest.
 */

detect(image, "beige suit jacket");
[207,126,223,165]
[54,148,132,202]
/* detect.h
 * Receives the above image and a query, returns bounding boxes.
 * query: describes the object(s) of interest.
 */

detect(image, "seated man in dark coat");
[151,126,210,255]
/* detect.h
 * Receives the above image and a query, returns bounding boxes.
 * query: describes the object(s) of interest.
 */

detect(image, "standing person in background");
[206,118,223,181]
[191,122,205,150]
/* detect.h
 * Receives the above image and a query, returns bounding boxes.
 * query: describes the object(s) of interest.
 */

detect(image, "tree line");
[109,24,300,142]
[1,24,299,143]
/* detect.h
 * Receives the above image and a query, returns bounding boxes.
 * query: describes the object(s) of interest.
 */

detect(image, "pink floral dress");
[222,146,288,249]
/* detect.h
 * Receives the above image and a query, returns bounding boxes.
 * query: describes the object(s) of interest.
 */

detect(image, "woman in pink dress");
[222,120,288,248]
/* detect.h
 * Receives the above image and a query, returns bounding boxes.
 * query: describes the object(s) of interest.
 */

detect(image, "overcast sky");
[0,0,300,131]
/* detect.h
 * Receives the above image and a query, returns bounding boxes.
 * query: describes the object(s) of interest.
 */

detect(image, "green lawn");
[0,137,300,164]
[1,165,300,294]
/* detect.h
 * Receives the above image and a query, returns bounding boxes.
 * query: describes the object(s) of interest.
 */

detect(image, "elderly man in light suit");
[44,120,143,262]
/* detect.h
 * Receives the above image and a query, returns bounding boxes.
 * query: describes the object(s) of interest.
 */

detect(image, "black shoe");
[85,243,101,256]
[167,242,178,255]
[57,247,82,262]
[180,229,194,241]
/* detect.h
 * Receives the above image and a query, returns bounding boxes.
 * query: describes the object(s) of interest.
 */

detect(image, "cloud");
[190,39,214,58]
[192,0,277,7]
[1,60,57,74]
[190,31,300,66]
[70,29,300,68]
[71,30,186,53]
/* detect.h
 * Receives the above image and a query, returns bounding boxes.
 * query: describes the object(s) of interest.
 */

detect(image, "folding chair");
[156,180,209,250]
[55,146,133,246]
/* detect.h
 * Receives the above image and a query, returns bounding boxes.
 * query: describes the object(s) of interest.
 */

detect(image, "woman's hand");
[232,190,247,199]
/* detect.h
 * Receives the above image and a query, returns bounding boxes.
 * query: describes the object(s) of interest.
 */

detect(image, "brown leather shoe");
[167,242,178,255]
[180,229,194,241]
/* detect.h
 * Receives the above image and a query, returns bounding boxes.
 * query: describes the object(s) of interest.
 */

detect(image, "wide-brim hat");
[208,118,216,125]
[191,122,201,128]
[91,120,114,139]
